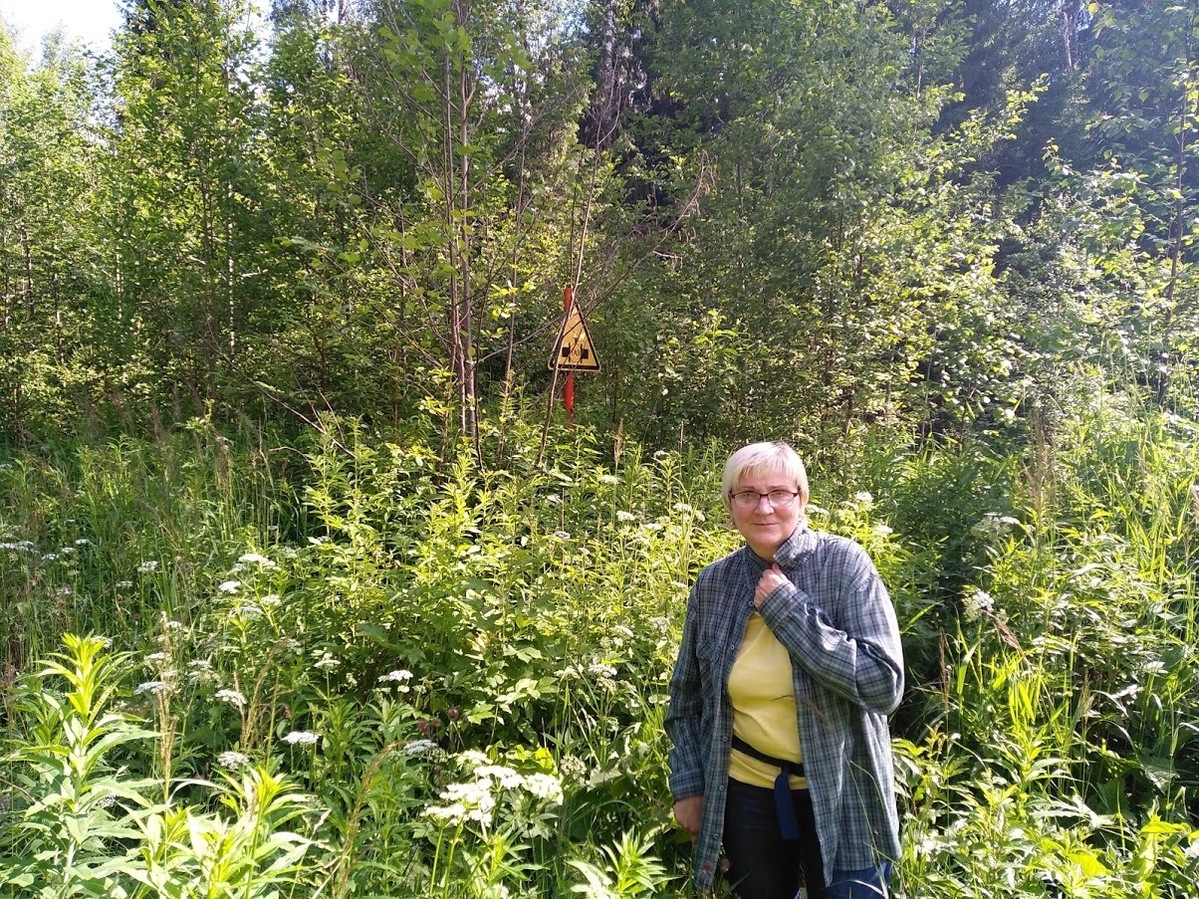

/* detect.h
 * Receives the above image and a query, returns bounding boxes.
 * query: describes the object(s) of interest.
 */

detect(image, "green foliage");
[0,633,317,899]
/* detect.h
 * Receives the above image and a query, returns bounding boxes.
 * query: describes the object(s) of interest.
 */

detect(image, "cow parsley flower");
[217,751,250,771]
[283,730,320,745]
[218,580,241,595]
[216,689,247,709]
[522,773,564,803]
[963,588,995,621]
[476,765,524,790]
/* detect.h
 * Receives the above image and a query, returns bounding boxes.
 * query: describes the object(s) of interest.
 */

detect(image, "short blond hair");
[721,442,810,511]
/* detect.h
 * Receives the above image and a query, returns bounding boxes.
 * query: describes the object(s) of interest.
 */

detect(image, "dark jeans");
[722,778,892,899]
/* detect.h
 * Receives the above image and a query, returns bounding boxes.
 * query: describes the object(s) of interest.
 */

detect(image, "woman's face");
[729,467,805,561]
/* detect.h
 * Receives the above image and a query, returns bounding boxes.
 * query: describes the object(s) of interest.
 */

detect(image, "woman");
[666,442,903,898]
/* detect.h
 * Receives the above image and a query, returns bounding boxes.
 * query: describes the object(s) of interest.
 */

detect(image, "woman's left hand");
[754,563,790,608]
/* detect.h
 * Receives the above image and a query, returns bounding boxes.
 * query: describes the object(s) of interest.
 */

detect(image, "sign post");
[549,286,601,424]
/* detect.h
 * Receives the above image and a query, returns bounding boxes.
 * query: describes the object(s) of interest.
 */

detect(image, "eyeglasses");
[729,489,801,511]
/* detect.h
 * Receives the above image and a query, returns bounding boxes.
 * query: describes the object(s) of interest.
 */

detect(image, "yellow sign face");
[549,303,601,372]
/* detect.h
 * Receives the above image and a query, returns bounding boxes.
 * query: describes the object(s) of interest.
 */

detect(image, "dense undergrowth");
[1,395,1198,897]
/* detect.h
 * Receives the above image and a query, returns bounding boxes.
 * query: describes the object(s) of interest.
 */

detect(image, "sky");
[0,0,123,56]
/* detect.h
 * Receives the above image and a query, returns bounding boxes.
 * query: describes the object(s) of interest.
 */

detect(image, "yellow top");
[727,612,807,789]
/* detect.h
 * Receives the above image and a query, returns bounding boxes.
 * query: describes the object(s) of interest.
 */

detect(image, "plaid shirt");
[666,524,904,894]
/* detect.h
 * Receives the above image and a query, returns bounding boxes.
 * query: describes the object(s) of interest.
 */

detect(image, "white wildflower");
[558,755,586,780]
[554,530,571,540]
[145,651,169,666]
[522,773,564,803]
[218,580,241,595]
[672,502,694,514]
[217,751,250,771]
[437,780,496,826]
[41,553,58,562]
[423,802,468,823]
[588,663,617,679]
[237,552,273,566]
[216,689,247,709]
[58,546,76,556]
[963,588,995,622]
[641,522,664,532]
[231,604,262,620]
[74,538,91,546]
[116,580,133,589]
[283,730,320,745]
[138,560,159,573]
[476,765,524,790]
[873,524,894,537]
[457,749,491,771]
[379,669,413,683]
[854,491,874,507]
[260,594,281,607]
[314,655,340,670]
[599,474,621,485]
[135,680,168,696]
[616,510,637,523]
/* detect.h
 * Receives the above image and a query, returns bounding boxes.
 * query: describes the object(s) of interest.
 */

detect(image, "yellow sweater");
[727,612,807,789]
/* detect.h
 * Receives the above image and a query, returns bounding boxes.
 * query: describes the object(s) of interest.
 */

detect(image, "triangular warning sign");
[549,302,601,372]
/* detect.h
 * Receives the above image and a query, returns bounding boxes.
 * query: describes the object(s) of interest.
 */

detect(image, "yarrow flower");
[963,588,995,622]
[217,751,250,771]
[313,655,340,670]
[523,773,564,803]
[215,689,247,709]
[218,580,241,595]
[283,730,320,745]
[135,680,168,696]
[616,510,637,523]
[599,474,621,485]
[457,749,491,771]
[237,552,276,568]
[476,765,525,790]
[588,663,618,679]
[426,780,496,827]
[379,669,413,683]
[971,512,1021,540]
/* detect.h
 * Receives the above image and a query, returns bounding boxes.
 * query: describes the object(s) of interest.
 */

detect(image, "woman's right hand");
[673,796,703,838]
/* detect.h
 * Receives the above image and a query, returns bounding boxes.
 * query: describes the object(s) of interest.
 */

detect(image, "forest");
[1,0,1198,895]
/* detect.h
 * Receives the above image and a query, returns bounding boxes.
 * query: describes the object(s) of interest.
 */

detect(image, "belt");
[731,734,806,841]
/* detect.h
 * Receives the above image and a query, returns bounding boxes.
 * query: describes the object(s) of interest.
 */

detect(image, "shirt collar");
[743,520,816,573]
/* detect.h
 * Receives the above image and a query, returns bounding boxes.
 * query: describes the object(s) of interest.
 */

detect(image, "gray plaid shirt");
[666,524,903,893]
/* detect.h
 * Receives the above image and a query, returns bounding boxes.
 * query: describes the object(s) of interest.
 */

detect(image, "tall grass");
[3,396,1198,896]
